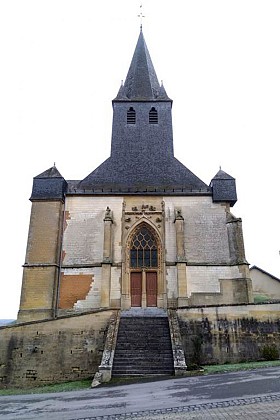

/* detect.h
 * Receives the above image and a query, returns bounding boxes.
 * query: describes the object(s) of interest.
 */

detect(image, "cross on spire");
[138,2,145,29]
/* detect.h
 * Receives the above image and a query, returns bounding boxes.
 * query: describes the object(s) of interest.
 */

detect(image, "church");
[2,27,280,388]
[17,27,253,323]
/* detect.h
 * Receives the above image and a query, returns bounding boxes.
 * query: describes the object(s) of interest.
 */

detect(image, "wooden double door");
[131,271,157,307]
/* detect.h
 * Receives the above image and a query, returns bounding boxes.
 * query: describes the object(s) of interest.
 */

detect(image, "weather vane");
[138,2,145,29]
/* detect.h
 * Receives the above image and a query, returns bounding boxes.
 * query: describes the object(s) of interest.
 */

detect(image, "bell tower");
[79,28,209,194]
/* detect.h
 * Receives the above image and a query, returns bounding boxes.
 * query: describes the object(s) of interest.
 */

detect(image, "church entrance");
[131,271,157,307]
[129,224,159,308]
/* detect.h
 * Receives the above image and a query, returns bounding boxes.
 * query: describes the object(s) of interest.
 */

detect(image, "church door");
[131,272,142,307]
[146,272,157,307]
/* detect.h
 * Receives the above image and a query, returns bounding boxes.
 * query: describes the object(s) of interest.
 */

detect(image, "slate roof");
[73,157,210,194]
[211,169,235,180]
[35,166,64,179]
[114,29,171,102]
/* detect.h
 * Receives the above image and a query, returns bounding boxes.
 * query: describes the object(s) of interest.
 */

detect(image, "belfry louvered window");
[127,107,136,124]
[149,107,158,124]
[130,226,158,268]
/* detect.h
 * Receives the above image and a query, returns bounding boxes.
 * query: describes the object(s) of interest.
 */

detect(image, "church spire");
[114,29,170,101]
[79,29,209,194]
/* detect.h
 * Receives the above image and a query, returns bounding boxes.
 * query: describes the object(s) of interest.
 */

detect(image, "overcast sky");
[0,1,279,319]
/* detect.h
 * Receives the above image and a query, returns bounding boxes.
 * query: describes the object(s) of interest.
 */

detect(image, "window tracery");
[130,225,158,268]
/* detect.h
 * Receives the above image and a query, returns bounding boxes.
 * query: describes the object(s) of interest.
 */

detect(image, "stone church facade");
[18,29,252,323]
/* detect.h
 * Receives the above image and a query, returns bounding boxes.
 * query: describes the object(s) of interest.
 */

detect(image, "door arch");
[127,223,161,307]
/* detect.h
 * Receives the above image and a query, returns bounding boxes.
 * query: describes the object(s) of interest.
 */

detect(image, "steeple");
[114,29,170,102]
[77,30,210,195]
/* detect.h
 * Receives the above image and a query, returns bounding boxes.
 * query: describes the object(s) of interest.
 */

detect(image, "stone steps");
[112,315,174,377]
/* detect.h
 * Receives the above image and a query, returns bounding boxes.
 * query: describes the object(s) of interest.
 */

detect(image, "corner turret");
[30,165,67,201]
[210,169,237,206]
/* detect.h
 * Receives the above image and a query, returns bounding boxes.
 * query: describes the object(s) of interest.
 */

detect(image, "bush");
[261,344,279,361]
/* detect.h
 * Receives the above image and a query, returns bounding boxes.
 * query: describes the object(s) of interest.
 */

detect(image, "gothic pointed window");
[130,225,158,268]
[149,107,158,124]
[127,107,136,124]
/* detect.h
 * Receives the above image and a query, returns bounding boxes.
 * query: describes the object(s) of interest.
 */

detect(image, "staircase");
[112,309,174,377]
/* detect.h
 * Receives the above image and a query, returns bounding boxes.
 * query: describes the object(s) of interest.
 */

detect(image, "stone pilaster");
[226,210,247,264]
[101,207,113,308]
[174,209,188,307]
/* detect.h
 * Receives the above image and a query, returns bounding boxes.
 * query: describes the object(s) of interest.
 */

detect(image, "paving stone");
[74,394,280,420]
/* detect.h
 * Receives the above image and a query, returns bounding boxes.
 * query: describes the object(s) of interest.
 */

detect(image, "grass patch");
[0,379,92,396]
[203,359,280,375]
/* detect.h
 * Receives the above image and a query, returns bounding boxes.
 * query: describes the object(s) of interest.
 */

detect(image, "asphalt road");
[1,367,280,420]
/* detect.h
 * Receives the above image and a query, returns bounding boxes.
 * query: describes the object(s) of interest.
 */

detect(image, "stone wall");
[0,310,116,388]
[57,195,250,309]
[164,196,251,305]
[18,193,251,319]
[62,196,123,266]
[59,196,123,312]
[177,303,280,366]
[164,196,230,264]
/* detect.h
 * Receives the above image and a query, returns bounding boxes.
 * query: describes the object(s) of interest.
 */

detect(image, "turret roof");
[211,169,235,181]
[34,165,64,179]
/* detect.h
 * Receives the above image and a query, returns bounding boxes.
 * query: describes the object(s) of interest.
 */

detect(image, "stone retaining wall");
[177,303,280,366]
[1,304,280,388]
[0,310,115,388]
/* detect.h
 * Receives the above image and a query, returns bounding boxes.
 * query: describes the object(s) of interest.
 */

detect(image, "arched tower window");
[149,107,158,124]
[127,107,136,124]
[130,225,158,268]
